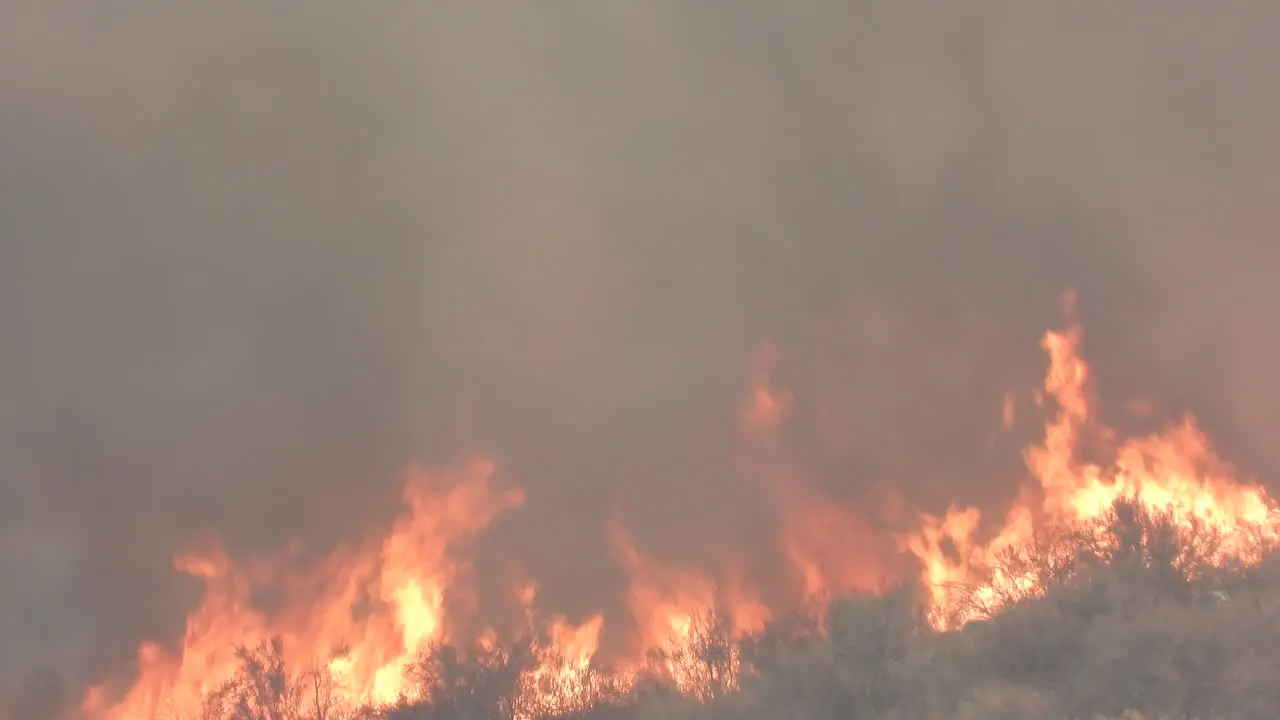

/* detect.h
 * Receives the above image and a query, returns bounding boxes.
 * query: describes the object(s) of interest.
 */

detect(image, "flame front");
[904,302,1280,628]
[82,458,525,719]
[80,295,1280,717]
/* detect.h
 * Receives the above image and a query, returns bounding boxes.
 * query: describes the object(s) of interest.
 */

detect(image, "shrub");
[125,497,1280,720]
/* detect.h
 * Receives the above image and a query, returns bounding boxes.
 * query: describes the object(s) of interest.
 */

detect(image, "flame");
[1002,391,1016,428]
[739,344,886,602]
[611,528,771,699]
[904,301,1280,629]
[82,461,764,719]
[619,532,770,637]
[510,582,613,719]
[83,458,524,719]
[79,292,1280,717]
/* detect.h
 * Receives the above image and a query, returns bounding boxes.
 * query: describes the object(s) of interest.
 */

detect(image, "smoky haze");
[2,0,1279,706]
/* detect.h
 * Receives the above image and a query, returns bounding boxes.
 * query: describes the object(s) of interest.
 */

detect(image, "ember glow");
[79,296,1280,719]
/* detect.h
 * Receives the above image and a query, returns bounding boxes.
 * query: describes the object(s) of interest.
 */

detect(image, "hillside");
[11,499,1276,720]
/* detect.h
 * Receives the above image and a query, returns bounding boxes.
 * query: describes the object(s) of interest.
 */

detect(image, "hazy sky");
[2,0,1279,704]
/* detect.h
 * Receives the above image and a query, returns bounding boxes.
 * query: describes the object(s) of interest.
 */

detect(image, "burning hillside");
[70,294,1280,720]
[904,298,1280,629]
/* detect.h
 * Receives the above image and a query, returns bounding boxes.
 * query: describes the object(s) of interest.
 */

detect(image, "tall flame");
[904,301,1280,628]
[77,295,1280,717]
[82,458,524,719]
[738,344,886,602]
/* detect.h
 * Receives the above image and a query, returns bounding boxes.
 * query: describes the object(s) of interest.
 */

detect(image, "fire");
[81,462,766,718]
[82,458,524,719]
[510,583,612,719]
[610,527,768,696]
[738,344,887,602]
[904,299,1280,629]
[77,292,1280,717]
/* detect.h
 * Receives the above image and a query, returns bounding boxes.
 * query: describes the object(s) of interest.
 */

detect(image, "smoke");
[2,0,1278,700]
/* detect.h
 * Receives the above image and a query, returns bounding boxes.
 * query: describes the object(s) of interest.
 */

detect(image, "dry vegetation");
[8,498,1280,720]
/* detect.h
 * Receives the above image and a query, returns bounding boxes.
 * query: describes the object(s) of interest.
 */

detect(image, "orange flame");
[738,344,887,602]
[510,582,612,719]
[83,458,523,719]
[79,294,1280,718]
[904,306,1280,628]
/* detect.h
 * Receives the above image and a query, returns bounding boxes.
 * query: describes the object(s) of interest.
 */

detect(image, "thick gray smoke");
[2,0,1278,710]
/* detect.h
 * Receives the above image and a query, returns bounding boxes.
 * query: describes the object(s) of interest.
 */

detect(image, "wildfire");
[77,294,1280,718]
[903,299,1280,628]
[82,459,525,719]
[738,344,887,603]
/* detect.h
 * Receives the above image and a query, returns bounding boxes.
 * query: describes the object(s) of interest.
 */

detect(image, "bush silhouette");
[93,498,1280,720]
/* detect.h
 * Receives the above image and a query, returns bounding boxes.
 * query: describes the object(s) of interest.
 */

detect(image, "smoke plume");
[2,0,1278,704]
